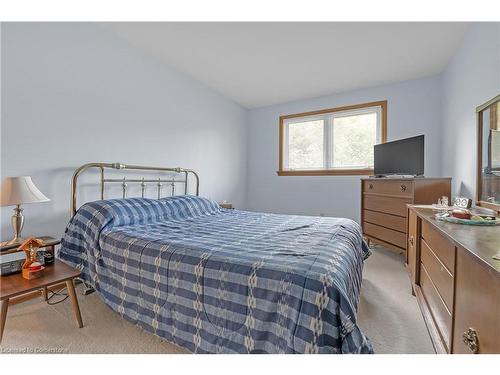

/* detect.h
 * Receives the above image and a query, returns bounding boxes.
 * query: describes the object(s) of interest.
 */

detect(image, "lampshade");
[0,176,50,207]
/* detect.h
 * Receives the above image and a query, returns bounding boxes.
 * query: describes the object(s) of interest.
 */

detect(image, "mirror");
[477,94,500,212]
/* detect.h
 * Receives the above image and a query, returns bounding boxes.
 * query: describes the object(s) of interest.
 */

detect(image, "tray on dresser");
[436,214,500,226]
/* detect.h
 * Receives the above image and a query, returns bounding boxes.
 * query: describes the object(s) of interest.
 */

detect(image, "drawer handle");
[462,328,479,354]
[369,183,373,189]
[408,236,414,247]
[400,184,407,192]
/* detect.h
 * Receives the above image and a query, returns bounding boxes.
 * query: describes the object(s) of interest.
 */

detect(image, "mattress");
[59,195,372,353]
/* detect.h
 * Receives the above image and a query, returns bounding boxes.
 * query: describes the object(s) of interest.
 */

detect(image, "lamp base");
[0,205,25,248]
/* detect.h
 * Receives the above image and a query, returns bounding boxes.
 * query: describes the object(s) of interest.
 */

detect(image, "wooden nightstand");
[0,259,83,344]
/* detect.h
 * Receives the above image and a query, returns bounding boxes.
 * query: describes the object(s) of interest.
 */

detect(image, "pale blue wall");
[441,23,500,198]
[1,23,248,240]
[246,23,500,221]
[246,75,443,221]
[2,22,498,240]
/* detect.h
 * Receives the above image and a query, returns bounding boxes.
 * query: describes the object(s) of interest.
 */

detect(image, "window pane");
[332,112,377,168]
[287,119,324,169]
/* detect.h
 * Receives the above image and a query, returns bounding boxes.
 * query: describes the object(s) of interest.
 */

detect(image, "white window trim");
[282,105,383,171]
[283,114,327,171]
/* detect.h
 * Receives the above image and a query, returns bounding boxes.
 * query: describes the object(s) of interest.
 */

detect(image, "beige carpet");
[0,246,434,354]
[357,246,434,353]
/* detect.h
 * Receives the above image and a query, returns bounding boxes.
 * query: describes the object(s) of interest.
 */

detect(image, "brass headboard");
[70,162,200,216]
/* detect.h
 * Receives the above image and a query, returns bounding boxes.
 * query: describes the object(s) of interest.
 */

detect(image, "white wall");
[441,23,500,198]
[1,23,248,241]
[246,76,443,222]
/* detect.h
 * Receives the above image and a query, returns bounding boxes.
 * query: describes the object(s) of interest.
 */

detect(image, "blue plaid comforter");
[59,195,372,354]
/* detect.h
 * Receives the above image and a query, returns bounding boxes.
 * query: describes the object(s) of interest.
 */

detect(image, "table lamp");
[0,176,50,246]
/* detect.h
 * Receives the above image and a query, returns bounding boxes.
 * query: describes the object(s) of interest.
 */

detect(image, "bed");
[59,162,373,354]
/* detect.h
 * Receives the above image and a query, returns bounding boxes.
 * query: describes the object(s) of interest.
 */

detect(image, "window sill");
[276,169,374,176]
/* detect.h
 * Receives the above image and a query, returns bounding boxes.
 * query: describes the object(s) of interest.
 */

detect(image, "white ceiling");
[104,22,469,109]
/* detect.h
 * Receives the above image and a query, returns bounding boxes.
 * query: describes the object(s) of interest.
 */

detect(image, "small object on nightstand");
[220,200,233,209]
[40,249,54,265]
[18,237,46,280]
[0,236,59,276]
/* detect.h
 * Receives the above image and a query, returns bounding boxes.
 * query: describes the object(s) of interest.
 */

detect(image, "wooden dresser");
[407,206,500,354]
[361,177,451,252]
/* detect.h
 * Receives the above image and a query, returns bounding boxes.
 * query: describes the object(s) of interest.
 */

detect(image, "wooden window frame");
[278,100,387,176]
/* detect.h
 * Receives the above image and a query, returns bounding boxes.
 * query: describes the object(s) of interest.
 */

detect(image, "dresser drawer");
[421,221,455,273]
[363,210,406,232]
[363,222,406,249]
[453,246,500,353]
[363,180,413,196]
[420,263,452,352]
[363,195,412,217]
[421,239,454,312]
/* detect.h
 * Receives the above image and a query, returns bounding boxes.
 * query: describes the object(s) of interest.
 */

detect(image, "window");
[278,101,387,176]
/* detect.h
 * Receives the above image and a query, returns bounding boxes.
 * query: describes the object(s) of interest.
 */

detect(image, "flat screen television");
[374,135,424,176]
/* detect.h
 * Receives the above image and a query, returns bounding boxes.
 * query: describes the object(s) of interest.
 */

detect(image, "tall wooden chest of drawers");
[361,177,451,252]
